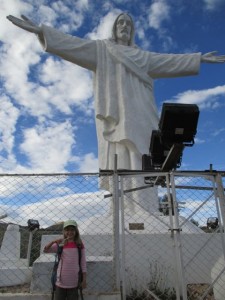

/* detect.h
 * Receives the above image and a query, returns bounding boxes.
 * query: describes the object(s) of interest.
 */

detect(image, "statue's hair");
[110,13,135,46]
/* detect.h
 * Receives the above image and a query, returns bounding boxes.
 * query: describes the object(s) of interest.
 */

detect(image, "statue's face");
[116,14,132,45]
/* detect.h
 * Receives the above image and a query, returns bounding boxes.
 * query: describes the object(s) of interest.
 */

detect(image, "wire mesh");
[0,171,224,300]
[0,174,114,294]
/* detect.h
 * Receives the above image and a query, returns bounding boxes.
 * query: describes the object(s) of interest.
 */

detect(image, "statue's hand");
[7,15,42,35]
[201,51,225,63]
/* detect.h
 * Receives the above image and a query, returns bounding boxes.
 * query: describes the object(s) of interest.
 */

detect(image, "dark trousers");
[54,286,78,300]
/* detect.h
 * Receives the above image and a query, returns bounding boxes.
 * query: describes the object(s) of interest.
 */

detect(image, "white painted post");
[171,173,188,300]
[165,174,181,299]
[112,154,120,292]
[215,173,225,233]
[0,224,21,260]
[120,176,126,299]
[215,173,225,259]
[27,228,38,267]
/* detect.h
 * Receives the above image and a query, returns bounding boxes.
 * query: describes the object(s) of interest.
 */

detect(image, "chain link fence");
[0,171,224,299]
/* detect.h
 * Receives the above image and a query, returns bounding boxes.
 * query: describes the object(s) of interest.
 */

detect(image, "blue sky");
[0,0,225,175]
[0,0,225,227]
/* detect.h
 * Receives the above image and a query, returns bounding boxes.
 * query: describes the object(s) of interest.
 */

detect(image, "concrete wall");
[38,233,225,295]
[1,229,224,296]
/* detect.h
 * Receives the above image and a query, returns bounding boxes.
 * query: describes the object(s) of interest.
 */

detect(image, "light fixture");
[142,103,199,173]
[159,103,199,147]
[27,219,40,231]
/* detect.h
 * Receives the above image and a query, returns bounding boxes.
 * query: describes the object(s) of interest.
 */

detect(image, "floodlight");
[149,130,170,168]
[0,213,7,220]
[142,130,170,170]
[27,219,40,231]
[207,217,218,229]
[142,154,153,171]
[142,103,200,177]
[159,103,199,147]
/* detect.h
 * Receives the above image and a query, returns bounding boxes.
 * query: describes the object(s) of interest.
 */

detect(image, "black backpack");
[51,242,83,300]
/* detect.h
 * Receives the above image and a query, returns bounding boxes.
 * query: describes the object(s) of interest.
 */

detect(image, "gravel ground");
[0,283,30,294]
[0,283,215,299]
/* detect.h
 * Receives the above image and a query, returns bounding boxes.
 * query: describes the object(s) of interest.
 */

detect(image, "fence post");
[215,173,225,259]
[215,174,225,232]
[165,174,181,299]
[170,172,188,300]
[112,154,121,292]
[120,176,126,299]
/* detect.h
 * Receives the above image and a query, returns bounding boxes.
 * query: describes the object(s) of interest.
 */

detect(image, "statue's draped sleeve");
[39,25,97,71]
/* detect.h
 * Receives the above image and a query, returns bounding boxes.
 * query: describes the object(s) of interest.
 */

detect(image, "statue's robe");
[40,25,201,172]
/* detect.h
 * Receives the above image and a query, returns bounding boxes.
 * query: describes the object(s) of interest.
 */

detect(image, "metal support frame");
[154,144,185,186]
[111,168,225,299]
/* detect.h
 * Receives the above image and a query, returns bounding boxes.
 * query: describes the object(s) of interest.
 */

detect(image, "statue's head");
[111,13,135,46]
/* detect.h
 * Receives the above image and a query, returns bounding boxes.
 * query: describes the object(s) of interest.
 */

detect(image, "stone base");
[30,255,114,294]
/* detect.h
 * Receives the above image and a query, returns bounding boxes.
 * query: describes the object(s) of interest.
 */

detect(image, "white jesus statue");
[7,13,225,174]
[7,13,225,216]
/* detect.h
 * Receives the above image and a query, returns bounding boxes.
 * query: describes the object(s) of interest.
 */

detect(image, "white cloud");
[148,0,170,30]
[166,85,225,109]
[211,128,225,137]
[0,96,20,153]
[0,0,33,41]
[78,153,99,173]
[19,121,75,172]
[37,58,93,116]
[87,9,121,40]
[38,5,57,25]
[0,191,109,228]
[194,137,205,144]
[50,1,86,32]
[203,0,224,10]
[1,36,93,120]
[0,0,96,175]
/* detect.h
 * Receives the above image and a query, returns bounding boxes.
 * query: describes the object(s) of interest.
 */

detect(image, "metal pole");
[112,154,120,291]
[215,174,225,260]
[120,176,126,299]
[165,174,181,299]
[171,173,187,300]
[215,174,225,232]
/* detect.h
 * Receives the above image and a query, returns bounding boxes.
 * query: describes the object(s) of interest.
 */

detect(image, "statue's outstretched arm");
[201,51,225,63]
[7,15,42,35]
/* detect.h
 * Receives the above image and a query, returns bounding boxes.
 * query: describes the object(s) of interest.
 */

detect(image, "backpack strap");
[57,243,63,261]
